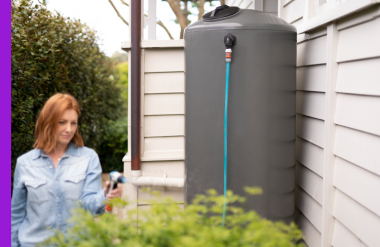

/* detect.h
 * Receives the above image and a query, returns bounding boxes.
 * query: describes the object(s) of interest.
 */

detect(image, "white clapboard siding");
[264,0,278,12]
[282,0,293,7]
[337,4,380,31]
[334,157,380,217]
[332,219,368,247]
[297,36,327,67]
[141,160,185,178]
[296,162,324,205]
[144,94,184,115]
[145,115,184,137]
[292,17,304,27]
[237,0,250,8]
[295,209,322,247]
[144,136,184,159]
[226,0,247,8]
[296,114,325,148]
[296,137,324,177]
[337,17,380,63]
[137,160,185,204]
[333,189,380,247]
[296,65,326,92]
[335,93,380,136]
[336,58,380,96]
[145,49,184,73]
[296,91,325,120]
[145,72,185,94]
[281,0,304,24]
[295,185,323,232]
[334,126,380,176]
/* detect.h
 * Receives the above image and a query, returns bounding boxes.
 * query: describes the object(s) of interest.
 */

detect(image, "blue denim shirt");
[11,143,106,247]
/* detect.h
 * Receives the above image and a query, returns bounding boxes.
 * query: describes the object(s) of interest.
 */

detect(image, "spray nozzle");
[224,33,236,49]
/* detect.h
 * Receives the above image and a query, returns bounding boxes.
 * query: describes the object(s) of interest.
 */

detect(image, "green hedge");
[11,0,125,190]
[98,116,128,173]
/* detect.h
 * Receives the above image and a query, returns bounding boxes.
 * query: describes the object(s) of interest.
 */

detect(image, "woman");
[11,93,122,247]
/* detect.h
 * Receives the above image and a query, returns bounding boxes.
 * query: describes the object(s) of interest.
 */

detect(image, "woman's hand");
[104,181,123,199]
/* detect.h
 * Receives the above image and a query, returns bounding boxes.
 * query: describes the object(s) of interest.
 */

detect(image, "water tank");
[184,6,297,223]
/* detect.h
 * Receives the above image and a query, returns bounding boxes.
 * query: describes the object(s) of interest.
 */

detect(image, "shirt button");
[58,165,61,168]
[49,166,52,168]
[56,196,59,199]
[57,213,60,216]
[55,180,58,183]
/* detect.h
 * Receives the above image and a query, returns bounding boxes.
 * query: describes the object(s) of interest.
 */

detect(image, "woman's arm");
[11,161,27,247]
[79,151,106,215]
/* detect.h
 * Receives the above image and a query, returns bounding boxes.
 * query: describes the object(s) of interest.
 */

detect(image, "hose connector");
[226,48,232,62]
[224,33,236,62]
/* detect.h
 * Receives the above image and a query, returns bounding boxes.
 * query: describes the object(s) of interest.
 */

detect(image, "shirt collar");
[32,142,81,160]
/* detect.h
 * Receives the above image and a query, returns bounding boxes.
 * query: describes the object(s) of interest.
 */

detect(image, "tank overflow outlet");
[224,33,236,49]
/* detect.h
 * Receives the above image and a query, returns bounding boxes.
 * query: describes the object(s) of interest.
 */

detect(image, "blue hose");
[223,61,230,227]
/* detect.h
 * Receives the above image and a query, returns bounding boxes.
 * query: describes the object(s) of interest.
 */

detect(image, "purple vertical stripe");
[2,0,11,245]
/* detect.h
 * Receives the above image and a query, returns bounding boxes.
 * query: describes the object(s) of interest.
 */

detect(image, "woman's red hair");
[34,93,84,153]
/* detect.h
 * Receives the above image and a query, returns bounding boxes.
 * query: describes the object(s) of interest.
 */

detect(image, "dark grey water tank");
[184,7,297,223]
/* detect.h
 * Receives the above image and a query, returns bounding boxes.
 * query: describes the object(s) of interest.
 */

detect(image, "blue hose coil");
[223,61,230,227]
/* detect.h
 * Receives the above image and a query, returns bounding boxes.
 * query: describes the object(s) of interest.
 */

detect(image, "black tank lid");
[186,7,296,33]
[202,5,240,21]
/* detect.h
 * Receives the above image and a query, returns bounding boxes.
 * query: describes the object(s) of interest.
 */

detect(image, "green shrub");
[40,188,304,247]
[11,0,124,191]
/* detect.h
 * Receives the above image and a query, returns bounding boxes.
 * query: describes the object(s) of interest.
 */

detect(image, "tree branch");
[166,0,188,38]
[108,0,129,26]
[198,0,206,20]
[120,0,129,7]
[157,20,174,40]
[117,0,174,40]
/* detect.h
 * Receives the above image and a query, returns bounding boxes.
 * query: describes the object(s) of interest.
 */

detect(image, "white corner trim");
[321,22,339,247]
[297,0,379,34]
[122,40,185,51]
[131,170,185,188]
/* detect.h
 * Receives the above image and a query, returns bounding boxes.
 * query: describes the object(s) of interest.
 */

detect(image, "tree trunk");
[166,0,188,39]
[198,0,206,20]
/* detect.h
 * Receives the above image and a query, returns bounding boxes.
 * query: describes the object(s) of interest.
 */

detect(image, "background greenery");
[98,55,129,173]
[40,188,304,247]
[11,0,128,191]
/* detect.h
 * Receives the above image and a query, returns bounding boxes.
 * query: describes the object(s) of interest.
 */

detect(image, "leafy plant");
[40,188,304,247]
[11,0,124,192]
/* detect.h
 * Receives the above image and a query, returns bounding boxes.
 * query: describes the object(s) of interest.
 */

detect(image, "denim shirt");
[11,143,106,247]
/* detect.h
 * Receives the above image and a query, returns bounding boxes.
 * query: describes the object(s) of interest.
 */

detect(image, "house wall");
[284,2,380,247]
[122,40,186,212]
[226,0,278,15]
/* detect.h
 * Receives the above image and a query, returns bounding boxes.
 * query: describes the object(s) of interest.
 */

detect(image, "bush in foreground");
[41,188,304,247]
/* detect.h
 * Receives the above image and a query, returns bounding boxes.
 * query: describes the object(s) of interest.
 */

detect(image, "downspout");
[131,0,141,172]
[130,0,184,189]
